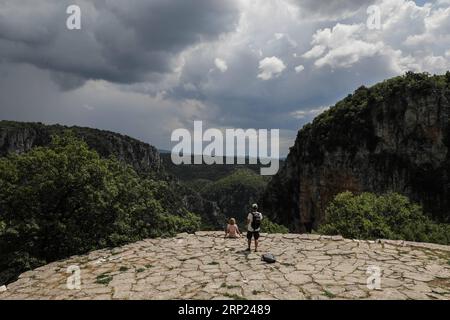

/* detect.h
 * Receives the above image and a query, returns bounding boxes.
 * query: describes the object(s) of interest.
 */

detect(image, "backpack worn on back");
[251,212,261,230]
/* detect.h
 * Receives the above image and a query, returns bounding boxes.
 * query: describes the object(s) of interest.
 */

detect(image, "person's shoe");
[254,249,258,252]
[245,248,251,251]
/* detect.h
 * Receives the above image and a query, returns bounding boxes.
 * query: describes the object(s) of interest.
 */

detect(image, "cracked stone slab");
[1,232,449,300]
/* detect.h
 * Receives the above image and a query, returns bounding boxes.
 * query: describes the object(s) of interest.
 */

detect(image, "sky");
[0,0,449,157]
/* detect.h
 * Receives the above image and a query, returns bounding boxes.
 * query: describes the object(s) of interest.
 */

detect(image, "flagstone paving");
[1,232,450,300]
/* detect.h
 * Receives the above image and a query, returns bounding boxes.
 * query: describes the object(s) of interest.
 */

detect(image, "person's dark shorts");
[246,231,260,240]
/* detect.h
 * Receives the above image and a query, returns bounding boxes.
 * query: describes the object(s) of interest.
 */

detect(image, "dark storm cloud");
[289,0,375,19]
[0,0,240,86]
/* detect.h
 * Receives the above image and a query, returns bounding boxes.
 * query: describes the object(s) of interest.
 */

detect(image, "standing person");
[246,203,262,252]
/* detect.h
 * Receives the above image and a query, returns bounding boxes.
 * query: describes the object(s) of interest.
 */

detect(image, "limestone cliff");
[263,72,450,232]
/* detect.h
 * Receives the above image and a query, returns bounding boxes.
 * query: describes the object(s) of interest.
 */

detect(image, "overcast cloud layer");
[0,0,449,156]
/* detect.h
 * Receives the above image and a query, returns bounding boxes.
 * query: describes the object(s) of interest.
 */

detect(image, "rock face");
[263,72,450,232]
[181,186,226,229]
[0,121,163,174]
[1,232,449,300]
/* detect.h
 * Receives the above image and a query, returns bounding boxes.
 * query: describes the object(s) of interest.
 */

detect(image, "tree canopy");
[319,191,450,244]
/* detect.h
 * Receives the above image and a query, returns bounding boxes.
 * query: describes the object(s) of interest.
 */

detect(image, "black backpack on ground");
[251,212,261,230]
[261,253,276,263]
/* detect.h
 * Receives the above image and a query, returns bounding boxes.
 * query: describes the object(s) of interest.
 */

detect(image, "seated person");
[225,218,241,238]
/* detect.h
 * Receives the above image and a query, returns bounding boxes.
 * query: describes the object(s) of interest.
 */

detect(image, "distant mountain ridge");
[0,121,163,175]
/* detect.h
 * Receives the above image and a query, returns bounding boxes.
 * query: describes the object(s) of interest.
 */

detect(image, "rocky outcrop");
[180,185,226,229]
[0,121,163,174]
[263,72,450,232]
[1,232,449,300]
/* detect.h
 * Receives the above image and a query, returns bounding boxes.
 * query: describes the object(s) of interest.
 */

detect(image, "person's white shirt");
[247,211,263,232]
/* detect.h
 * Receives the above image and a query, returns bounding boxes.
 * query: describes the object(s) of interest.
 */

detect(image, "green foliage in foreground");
[0,133,200,285]
[318,192,450,245]
[261,217,289,234]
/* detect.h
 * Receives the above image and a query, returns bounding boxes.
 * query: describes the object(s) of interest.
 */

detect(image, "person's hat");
[252,203,258,210]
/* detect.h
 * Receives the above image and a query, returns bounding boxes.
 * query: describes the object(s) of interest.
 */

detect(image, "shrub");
[318,192,450,244]
[261,217,289,234]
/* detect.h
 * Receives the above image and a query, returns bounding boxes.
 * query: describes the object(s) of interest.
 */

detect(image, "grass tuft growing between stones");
[223,293,247,300]
[136,268,146,273]
[280,262,295,267]
[323,290,336,298]
[119,266,129,272]
[220,283,239,289]
[96,273,113,285]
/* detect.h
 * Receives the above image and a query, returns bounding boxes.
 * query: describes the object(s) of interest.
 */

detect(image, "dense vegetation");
[260,218,289,234]
[0,134,200,285]
[319,192,450,244]
[162,162,286,233]
[196,169,266,227]
[177,168,288,233]
[160,153,283,181]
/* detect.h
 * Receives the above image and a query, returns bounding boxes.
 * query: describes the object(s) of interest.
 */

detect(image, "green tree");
[203,169,269,226]
[318,192,450,244]
[261,218,289,234]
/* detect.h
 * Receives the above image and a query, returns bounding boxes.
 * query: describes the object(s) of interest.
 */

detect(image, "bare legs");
[247,238,258,252]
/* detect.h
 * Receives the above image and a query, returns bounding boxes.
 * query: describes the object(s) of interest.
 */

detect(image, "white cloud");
[214,58,228,72]
[302,45,326,59]
[273,32,298,47]
[291,106,329,119]
[274,33,284,40]
[303,23,386,69]
[295,65,305,73]
[257,56,286,80]
[300,0,450,73]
